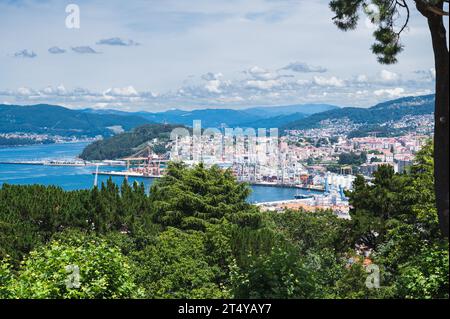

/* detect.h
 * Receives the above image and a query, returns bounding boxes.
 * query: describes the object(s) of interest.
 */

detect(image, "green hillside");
[0,104,150,137]
[281,94,435,132]
[80,123,185,160]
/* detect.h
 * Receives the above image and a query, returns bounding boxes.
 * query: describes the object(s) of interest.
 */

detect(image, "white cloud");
[0,65,436,110]
[282,62,327,73]
[356,74,368,83]
[245,79,282,90]
[313,76,345,87]
[414,68,436,82]
[374,87,405,98]
[17,87,34,96]
[205,80,222,93]
[245,66,279,81]
[201,72,223,81]
[104,86,139,97]
[379,70,399,82]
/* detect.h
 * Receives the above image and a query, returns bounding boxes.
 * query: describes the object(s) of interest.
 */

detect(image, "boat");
[294,189,315,199]
[294,193,315,199]
[44,160,87,166]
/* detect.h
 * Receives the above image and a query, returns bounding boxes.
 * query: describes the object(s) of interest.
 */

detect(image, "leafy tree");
[339,151,367,165]
[395,242,449,298]
[329,0,449,237]
[371,157,382,163]
[230,245,318,299]
[0,179,156,265]
[1,149,447,299]
[0,257,14,298]
[132,227,230,299]
[269,210,352,255]
[348,141,449,298]
[347,165,410,249]
[80,123,185,160]
[4,235,141,299]
[150,162,259,231]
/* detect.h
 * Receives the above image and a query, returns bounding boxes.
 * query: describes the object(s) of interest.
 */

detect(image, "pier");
[0,160,126,167]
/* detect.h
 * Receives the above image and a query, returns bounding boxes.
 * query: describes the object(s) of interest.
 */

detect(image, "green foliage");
[0,257,14,298]
[0,104,149,137]
[395,242,449,299]
[4,235,141,299]
[0,137,54,146]
[0,179,156,265]
[339,151,367,165]
[329,0,406,64]
[347,124,406,138]
[80,123,184,160]
[282,94,434,131]
[347,165,410,249]
[230,245,317,299]
[132,227,230,299]
[150,162,259,230]
[270,210,352,254]
[348,141,449,298]
[0,149,447,299]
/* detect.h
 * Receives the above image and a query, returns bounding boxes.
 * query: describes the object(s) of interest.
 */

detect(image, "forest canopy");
[0,142,448,299]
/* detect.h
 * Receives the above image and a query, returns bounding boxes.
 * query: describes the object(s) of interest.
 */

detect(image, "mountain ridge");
[280,94,435,132]
[0,104,151,137]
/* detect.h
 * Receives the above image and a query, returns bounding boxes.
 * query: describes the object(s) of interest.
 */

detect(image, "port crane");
[121,143,169,177]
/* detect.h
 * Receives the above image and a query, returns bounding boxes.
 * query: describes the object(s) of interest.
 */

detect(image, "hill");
[238,112,307,129]
[79,123,183,160]
[281,94,435,132]
[0,104,151,137]
[82,103,341,128]
[243,103,339,117]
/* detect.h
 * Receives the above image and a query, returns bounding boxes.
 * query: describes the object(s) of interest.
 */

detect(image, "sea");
[0,142,316,203]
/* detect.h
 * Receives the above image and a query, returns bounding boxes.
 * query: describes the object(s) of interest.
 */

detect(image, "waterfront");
[0,142,316,203]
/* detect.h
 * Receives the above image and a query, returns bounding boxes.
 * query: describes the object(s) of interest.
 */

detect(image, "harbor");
[0,142,352,215]
[0,142,314,204]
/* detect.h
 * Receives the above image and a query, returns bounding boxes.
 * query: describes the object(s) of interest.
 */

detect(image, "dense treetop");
[80,123,184,160]
[0,143,448,298]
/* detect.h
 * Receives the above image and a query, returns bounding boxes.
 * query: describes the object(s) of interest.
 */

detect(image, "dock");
[0,160,125,167]
[94,171,162,178]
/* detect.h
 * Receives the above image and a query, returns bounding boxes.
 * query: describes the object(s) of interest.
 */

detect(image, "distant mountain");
[80,123,183,160]
[244,103,340,117]
[82,108,259,127]
[82,103,341,129]
[0,104,151,137]
[238,112,307,129]
[141,109,261,127]
[281,94,435,132]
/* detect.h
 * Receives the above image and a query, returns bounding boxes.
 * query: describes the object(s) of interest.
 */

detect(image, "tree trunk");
[415,1,449,238]
[426,4,449,238]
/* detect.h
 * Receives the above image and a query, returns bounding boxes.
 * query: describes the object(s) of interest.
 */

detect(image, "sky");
[0,0,445,111]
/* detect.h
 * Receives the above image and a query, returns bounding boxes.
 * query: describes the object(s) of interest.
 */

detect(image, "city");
[0,0,447,307]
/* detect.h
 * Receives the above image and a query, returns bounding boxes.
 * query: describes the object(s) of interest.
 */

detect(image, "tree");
[149,162,259,231]
[329,0,449,237]
[3,235,141,299]
[132,227,230,298]
[0,257,14,299]
[230,245,318,299]
[347,165,411,249]
[348,141,449,298]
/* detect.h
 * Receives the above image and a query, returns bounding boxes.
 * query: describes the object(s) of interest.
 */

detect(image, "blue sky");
[0,0,443,111]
